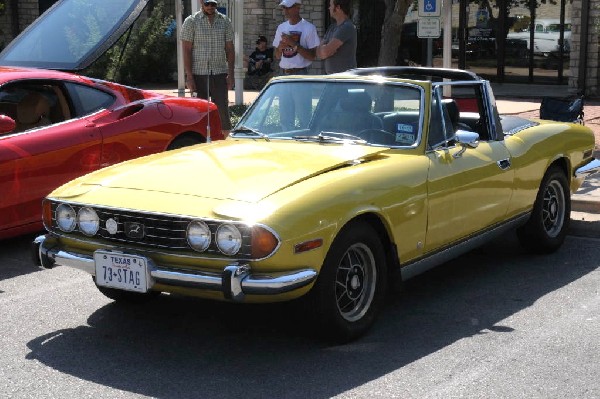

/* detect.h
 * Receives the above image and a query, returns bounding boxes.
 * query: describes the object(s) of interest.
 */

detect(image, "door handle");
[497,158,511,170]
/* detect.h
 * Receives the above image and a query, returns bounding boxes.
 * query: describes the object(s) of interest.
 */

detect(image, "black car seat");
[15,92,52,132]
[337,91,383,133]
[442,98,471,132]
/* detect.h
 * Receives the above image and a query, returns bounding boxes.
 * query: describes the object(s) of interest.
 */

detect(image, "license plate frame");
[94,251,150,293]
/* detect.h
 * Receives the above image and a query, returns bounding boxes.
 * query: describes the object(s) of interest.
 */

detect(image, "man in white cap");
[272,0,319,130]
[181,0,234,137]
[273,0,319,75]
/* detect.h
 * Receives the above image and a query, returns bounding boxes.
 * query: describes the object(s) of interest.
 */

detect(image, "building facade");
[1,0,598,96]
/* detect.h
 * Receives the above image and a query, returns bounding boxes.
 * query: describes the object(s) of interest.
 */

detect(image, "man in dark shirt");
[316,0,357,74]
[248,36,274,76]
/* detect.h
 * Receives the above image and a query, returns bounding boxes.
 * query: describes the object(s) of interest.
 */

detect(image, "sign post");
[417,0,441,66]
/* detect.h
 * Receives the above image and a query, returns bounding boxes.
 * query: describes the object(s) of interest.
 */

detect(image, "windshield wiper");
[293,131,366,145]
[231,125,270,141]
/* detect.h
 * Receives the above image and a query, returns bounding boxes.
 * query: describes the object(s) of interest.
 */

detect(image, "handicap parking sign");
[419,0,441,16]
[425,0,436,12]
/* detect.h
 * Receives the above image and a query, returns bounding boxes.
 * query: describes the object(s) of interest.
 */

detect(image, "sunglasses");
[203,3,217,6]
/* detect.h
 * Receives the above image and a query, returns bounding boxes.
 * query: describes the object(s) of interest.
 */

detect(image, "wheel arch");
[166,131,206,150]
[342,212,402,290]
[548,156,570,181]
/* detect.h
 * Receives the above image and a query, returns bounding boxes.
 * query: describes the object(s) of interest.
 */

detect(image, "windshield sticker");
[395,132,415,144]
[396,123,414,133]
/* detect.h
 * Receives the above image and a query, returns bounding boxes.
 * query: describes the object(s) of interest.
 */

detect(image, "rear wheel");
[309,221,387,343]
[167,134,203,150]
[517,166,570,253]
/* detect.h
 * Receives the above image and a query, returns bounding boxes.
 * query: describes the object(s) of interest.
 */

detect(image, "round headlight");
[187,220,211,252]
[78,207,99,236]
[56,204,76,232]
[216,224,242,255]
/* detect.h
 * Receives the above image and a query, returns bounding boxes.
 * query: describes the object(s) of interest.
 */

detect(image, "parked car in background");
[34,67,599,343]
[507,19,571,56]
[0,0,223,239]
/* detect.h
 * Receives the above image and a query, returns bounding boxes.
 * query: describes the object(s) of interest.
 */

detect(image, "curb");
[569,211,600,238]
[572,197,600,214]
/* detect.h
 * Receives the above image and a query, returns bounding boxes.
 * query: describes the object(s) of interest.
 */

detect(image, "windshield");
[234,80,424,147]
[0,0,148,71]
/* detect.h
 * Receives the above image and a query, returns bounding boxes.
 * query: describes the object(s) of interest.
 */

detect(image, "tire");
[517,166,570,253]
[309,221,387,344]
[167,135,202,151]
[94,278,160,303]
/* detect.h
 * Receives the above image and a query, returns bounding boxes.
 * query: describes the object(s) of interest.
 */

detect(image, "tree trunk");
[378,0,412,66]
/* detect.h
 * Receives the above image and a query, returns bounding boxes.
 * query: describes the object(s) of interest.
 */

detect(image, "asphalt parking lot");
[1,232,599,398]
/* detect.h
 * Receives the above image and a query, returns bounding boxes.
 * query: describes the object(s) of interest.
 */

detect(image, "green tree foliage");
[84,1,176,85]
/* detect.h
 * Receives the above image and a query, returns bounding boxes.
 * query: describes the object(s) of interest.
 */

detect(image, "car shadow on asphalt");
[24,233,598,399]
[0,233,43,283]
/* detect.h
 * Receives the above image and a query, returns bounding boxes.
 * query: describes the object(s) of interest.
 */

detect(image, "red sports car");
[0,0,223,239]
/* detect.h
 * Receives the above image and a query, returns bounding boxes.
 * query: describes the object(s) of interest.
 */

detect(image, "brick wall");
[570,0,600,96]
[0,2,12,49]
[241,0,325,74]
[0,0,40,50]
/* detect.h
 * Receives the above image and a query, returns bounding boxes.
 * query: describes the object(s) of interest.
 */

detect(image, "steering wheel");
[358,129,398,145]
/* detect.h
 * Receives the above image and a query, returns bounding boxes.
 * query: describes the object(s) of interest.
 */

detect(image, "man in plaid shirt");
[181,0,235,136]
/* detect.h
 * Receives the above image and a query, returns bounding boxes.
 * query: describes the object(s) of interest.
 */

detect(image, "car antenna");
[206,61,212,143]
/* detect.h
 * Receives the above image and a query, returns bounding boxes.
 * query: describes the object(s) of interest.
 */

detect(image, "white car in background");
[507,19,570,56]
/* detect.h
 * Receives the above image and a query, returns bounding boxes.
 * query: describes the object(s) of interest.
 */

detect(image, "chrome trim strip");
[575,158,600,179]
[35,235,317,300]
[401,213,530,280]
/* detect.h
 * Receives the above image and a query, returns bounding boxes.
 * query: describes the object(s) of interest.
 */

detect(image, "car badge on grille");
[124,222,145,239]
[105,218,119,235]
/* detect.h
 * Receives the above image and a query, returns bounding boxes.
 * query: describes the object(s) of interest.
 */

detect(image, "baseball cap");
[279,0,301,7]
[203,0,218,5]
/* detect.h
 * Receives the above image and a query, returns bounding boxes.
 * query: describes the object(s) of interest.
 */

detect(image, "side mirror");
[0,114,16,134]
[453,130,479,158]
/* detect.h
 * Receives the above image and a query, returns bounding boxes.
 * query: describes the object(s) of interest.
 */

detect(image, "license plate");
[94,251,149,293]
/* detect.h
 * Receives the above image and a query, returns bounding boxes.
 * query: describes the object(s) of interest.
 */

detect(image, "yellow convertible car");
[34,67,599,343]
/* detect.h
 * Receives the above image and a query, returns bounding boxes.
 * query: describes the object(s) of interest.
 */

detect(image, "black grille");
[50,202,253,258]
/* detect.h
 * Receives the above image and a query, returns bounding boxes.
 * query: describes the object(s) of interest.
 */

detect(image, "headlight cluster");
[187,221,244,256]
[55,204,99,236]
[46,200,280,260]
[186,220,279,258]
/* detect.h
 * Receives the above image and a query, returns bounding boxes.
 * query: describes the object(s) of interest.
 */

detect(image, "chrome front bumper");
[33,235,317,301]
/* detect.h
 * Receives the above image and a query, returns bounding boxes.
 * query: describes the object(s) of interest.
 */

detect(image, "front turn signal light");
[42,200,52,230]
[251,226,279,259]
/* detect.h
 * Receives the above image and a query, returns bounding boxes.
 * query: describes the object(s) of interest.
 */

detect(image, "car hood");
[0,0,149,71]
[73,140,387,203]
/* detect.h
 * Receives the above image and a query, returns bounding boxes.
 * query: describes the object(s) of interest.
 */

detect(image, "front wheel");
[517,166,570,253]
[309,221,387,343]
